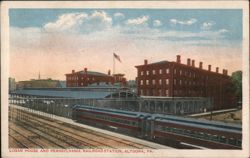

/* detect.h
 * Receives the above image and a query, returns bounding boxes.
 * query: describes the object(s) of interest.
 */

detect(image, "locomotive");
[72,105,242,149]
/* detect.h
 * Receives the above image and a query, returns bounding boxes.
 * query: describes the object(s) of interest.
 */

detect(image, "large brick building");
[135,55,236,110]
[66,68,126,87]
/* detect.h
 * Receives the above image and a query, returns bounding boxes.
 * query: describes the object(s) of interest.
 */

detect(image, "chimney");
[176,55,181,63]
[108,70,111,75]
[199,62,203,69]
[225,69,228,75]
[192,60,195,67]
[187,58,191,66]
[84,67,87,74]
[208,65,211,71]
[72,70,75,73]
[144,59,148,65]
[216,67,219,73]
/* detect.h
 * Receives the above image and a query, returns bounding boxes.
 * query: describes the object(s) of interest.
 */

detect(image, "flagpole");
[113,53,115,75]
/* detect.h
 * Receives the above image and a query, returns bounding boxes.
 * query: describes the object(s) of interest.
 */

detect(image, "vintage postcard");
[1,1,249,158]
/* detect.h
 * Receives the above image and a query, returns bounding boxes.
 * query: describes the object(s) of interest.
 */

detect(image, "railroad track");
[9,106,154,149]
[9,134,28,148]
[10,109,108,149]
[9,121,69,149]
[9,127,42,149]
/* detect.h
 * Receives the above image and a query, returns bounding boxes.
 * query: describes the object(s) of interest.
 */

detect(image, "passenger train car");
[72,105,242,149]
[72,105,150,137]
[151,115,242,149]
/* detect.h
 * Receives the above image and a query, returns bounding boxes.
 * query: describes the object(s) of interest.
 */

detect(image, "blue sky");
[9,9,242,81]
[10,9,242,40]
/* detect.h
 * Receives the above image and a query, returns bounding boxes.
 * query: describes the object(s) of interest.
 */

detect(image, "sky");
[9,9,242,81]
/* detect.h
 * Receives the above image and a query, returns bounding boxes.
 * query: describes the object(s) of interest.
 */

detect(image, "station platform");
[188,108,239,117]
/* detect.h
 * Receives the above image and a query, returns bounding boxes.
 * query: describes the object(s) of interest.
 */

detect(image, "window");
[153,70,156,75]
[146,80,149,85]
[166,68,170,74]
[140,80,143,85]
[159,79,162,85]
[140,71,144,76]
[159,69,162,74]
[146,70,149,75]
[211,135,219,141]
[140,90,143,95]
[228,138,237,145]
[174,90,177,95]
[196,132,204,139]
[237,140,242,146]
[153,90,156,96]
[152,79,156,85]
[180,80,182,85]
[166,79,169,85]
[165,89,169,96]
[174,79,176,85]
[219,136,227,143]
[180,70,182,75]
[158,89,162,96]
[174,69,177,74]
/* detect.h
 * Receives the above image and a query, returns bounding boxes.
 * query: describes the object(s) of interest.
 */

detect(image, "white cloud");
[42,12,227,43]
[170,18,197,26]
[90,10,112,24]
[219,29,229,33]
[201,21,215,30]
[44,13,88,32]
[126,16,149,25]
[153,20,162,27]
[44,11,112,33]
[170,19,177,24]
[114,12,125,19]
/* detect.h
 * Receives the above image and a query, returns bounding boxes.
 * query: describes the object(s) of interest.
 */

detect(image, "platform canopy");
[11,88,137,99]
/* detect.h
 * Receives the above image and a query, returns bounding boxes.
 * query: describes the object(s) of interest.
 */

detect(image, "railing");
[9,95,212,119]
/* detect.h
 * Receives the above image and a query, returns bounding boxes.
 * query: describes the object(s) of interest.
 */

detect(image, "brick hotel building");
[66,68,126,87]
[135,55,236,110]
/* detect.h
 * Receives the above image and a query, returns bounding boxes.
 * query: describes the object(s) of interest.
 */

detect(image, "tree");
[231,70,242,102]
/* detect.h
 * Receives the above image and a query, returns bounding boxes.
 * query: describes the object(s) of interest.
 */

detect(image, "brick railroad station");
[135,55,236,110]
[66,68,126,87]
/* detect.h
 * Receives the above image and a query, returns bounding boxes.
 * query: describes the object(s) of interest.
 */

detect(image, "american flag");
[113,53,121,62]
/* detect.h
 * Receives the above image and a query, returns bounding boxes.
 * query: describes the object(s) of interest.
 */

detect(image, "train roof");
[74,105,150,118]
[154,114,241,134]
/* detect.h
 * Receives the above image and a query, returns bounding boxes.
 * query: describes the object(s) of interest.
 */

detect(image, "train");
[72,105,242,149]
